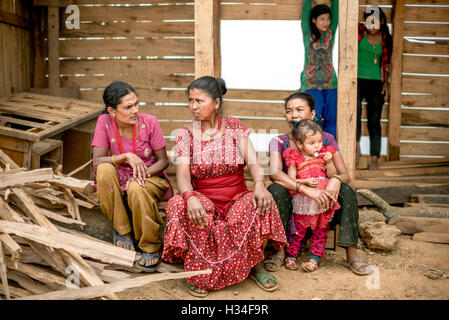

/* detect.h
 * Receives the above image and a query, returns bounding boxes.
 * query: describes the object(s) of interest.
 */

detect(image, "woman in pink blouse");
[92,81,173,272]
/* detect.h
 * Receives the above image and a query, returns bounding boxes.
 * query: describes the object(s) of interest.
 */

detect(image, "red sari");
[162,116,286,290]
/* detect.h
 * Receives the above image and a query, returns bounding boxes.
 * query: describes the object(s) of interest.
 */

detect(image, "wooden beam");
[16,269,212,300]
[0,149,20,170]
[34,0,74,6]
[0,9,30,29]
[0,220,136,267]
[337,0,359,187]
[194,0,221,78]
[48,6,60,90]
[0,168,54,189]
[0,242,11,300]
[387,0,405,161]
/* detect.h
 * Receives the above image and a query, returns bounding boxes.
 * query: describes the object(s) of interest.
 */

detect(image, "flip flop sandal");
[186,282,208,298]
[342,259,371,276]
[135,252,160,272]
[285,257,298,271]
[263,256,285,272]
[302,259,318,272]
[249,272,278,292]
[113,230,134,251]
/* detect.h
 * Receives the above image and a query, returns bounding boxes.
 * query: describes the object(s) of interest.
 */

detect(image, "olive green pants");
[96,163,169,253]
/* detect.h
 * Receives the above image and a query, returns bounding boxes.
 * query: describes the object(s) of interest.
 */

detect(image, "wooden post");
[337,0,359,186]
[194,0,221,78]
[388,0,405,161]
[47,6,60,92]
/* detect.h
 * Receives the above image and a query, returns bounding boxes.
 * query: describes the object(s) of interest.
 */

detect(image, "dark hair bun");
[215,77,227,96]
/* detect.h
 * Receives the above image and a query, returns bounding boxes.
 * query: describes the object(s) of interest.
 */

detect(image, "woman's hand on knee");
[126,153,150,187]
[187,197,207,226]
[252,185,274,215]
[324,179,340,207]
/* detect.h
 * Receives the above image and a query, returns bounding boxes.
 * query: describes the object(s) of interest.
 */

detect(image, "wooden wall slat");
[79,88,188,104]
[60,59,193,76]
[400,142,449,157]
[61,75,193,91]
[404,41,449,55]
[401,109,449,127]
[402,94,449,108]
[61,21,194,38]
[400,127,449,142]
[403,55,449,75]
[59,38,194,59]
[404,23,449,38]
[402,76,449,94]
[405,7,449,23]
[74,6,193,22]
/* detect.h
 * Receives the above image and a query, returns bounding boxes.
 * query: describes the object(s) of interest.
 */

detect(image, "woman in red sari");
[162,76,287,297]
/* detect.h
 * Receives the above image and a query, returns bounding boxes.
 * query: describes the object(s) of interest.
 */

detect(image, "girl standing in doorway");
[300,0,339,138]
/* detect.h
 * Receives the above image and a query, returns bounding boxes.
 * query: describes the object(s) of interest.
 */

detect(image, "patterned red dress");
[282,145,340,231]
[162,115,286,291]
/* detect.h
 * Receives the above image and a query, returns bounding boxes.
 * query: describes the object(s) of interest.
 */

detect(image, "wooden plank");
[412,232,449,244]
[400,127,449,142]
[405,202,449,208]
[402,94,449,108]
[400,142,449,156]
[411,194,449,204]
[61,21,194,38]
[388,0,405,161]
[406,7,449,23]
[49,175,95,194]
[0,233,22,260]
[402,76,449,95]
[34,0,74,6]
[62,188,81,221]
[403,55,449,75]
[401,109,449,127]
[356,165,449,179]
[59,38,194,59]
[0,115,52,129]
[75,5,193,22]
[39,207,86,226]
[355,182,449,206]
[404,40,449,56]
[0,220,136,267]
[4,256,72,289]
[404,23,449,38]
[0,242,10,300]
[389,216,449,235]
[0,168,54,188]
[0,9,30,29]
[16,269,212,300]
[6,271,52,295]
[336,0,359,186]
[9,188,117,299]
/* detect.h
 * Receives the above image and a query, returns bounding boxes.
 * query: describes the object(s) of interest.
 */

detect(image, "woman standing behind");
[300,0,339,138]
[356,6,392,169]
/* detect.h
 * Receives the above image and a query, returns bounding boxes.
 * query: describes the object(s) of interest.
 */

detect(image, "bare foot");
[138,252,160,267]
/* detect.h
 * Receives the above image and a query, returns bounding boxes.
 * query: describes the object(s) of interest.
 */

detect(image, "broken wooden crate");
[0,92,103,171]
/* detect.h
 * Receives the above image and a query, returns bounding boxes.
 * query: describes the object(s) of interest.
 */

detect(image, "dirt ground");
[117,235,449,300]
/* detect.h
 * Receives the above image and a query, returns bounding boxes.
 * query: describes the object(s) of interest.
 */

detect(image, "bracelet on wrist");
[111,155,118,166]
[296,181,302,193]
[332,174,342,182]
[182,190,196,203]
[255,178,266,187]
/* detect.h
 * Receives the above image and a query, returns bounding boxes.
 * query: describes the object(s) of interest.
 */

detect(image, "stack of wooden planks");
[356,158,449,206]
[0,148,209,300]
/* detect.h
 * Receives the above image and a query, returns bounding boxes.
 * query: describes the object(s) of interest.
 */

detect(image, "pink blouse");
[92,113,173,199]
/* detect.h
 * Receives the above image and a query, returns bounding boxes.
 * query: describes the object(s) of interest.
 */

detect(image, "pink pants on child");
[286,218,329,258]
